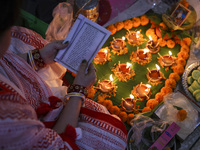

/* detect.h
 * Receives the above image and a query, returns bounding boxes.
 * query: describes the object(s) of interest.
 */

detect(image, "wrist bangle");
[65,92,85,104]
[67,84,88,98]
[28,49,46,71]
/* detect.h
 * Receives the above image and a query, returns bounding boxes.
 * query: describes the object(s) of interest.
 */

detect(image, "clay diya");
[121,94,139,113]
[158,51,176,70]
[147,64,165,85]
[111,36,128,55]
[125,30,144,46]
[96,74,117,93]
[112,62,135,82]
[94,47,111,65]
[132,83,152,100]
[130,48,152,65]
[146,35,160,53]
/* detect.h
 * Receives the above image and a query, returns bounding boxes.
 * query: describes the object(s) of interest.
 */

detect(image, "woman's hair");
[0,0,22,34]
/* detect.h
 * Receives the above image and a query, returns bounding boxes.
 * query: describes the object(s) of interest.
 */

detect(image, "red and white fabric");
[0,26,127,149]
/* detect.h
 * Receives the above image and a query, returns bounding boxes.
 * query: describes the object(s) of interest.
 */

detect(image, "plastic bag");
[45,2,73,42]
[158,92,198,140]
[127,115,175,150]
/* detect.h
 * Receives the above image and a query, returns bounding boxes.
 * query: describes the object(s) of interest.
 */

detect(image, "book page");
[55,14,111,74]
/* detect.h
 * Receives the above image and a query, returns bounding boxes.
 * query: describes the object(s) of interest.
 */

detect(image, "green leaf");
[147,13,162,25]
[173,105,183,110]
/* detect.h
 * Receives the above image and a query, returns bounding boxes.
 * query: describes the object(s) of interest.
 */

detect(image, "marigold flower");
[165,78,177,89]
[109,106,120,115]
[159,22,168,30]
[146,99,159,109]
[142,106,151,113]
[155,92,164,102]
[87,86,97,99]
[124,20,133,30]
[118,111,128,122]
[168,72,180,82]
[132,17,141,27]
[102,100,113,110]
[127,113,134,125]
[166,39,175,49]
[177,109,187,121]
[107,24,117,35]
[160,86,173,95]
[176,57,186,66]
[177,51,189,60]
[157,38,167,47]
[180,45,190,53]
[114,21,124,31]
[140,15,149,26]
[172,64,185,75]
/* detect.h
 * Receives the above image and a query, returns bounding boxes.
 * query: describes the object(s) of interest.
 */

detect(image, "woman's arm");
[17,40,68,70]
[53,60,97,133]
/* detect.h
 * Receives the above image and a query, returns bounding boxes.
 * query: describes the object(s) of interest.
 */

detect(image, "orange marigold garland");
[91,12,192,124]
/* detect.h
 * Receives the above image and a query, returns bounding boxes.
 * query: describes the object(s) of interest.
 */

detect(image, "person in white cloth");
[0,0,127,149]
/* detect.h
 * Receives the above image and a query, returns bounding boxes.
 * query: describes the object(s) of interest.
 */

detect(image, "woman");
[0,0,127,149]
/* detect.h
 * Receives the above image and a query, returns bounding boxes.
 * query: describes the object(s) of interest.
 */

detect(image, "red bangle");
[67,84,88,98]
[31,49,46,70]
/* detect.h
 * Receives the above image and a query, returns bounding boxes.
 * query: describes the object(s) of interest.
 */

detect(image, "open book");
[54,14,111,74]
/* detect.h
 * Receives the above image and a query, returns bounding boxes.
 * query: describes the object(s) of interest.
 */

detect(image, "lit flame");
[126,62,132,69]
[104,49,108,53]
[136,31,140,38]
[143,48,149,54]
[169,51,172,56]
[122,36,125,41]
[110,74,113,82]
[146,84,151,89]
[155,64,160,70]
[130,94,134,99]
[149,35,153,41]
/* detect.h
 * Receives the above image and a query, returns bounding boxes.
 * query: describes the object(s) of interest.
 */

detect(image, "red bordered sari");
[0,26,127,149]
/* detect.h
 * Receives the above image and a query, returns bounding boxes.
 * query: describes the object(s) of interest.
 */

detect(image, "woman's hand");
[39,40,68,64]
[73,60,97,89]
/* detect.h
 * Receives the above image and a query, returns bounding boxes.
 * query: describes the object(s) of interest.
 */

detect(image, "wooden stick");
[147,68,151,73]
[158,53,163,59]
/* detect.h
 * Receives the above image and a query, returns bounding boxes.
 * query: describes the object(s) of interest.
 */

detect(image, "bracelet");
[65,92,86,103]
[28,50,37,70]
[28,49,46,71]
[67,84,88,98]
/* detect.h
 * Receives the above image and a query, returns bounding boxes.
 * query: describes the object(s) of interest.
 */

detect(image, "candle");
[146,35,160,53]
[111,37,126,51]
[121,94,136,113]
[161,51,175,66]
[126,30,144,46]
[137,48,149,60]
[97,74,114,93]
[119,62,132,74]
[135,83,151,99]
[94,49,107,63]
[147,64,164,84]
